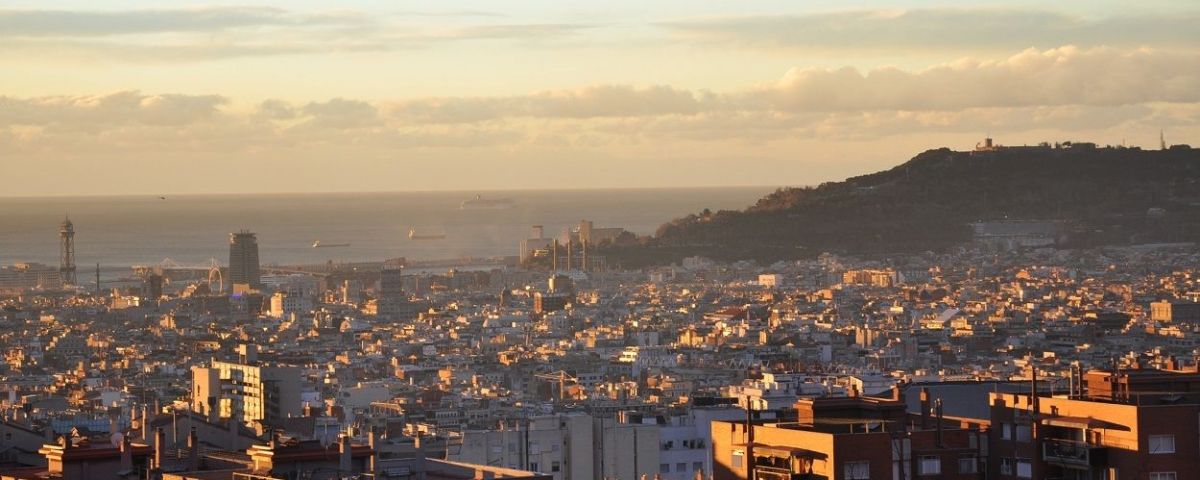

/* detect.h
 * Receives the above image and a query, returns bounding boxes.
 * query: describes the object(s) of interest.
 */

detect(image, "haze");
[2,0,1199,196]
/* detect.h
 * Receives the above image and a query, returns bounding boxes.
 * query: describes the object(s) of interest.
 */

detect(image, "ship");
[460,195,515,210]
[312,241,350,248]
[408,228,446,240]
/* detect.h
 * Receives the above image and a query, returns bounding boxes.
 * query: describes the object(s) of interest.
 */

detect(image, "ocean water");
[0,188,771,268]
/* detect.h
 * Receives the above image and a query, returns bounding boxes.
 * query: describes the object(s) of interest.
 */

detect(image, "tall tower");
[59,217,76,285]
[228,230,261,293]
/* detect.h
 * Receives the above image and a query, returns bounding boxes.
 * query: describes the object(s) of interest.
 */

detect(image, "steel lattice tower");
[59,217,76,285]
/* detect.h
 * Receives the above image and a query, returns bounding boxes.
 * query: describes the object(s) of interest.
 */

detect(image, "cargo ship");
[312,240,350,248]
[460,195,515,210]
[408,228,446,240]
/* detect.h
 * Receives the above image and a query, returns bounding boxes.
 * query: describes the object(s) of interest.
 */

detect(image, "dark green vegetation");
[603,144,1200,267]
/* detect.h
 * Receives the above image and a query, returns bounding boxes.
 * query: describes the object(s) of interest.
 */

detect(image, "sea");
[0,188,772,270]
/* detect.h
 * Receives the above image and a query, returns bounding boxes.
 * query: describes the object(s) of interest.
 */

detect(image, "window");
[918,456,940,475]
[1149,435,1176,454]
[958,456,977,474]
[1000,459,1014,476]
[551,462,560,473]
[693,462,703,472]
[1000,423,1012,440]
[844,461,870,480]
[677,463,687,473]
[1014,424,1032,442]
[660,464,670,474]
[1016,459,1032,479]
[530,463,539,472]
[732,450,744,468]
[1149,473,1176,480]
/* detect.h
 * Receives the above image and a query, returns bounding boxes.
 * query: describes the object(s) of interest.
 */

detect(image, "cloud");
[0,7,361,37]
[0,91,226,130]
[1,47,1197,159]
[0,6,595,62]
[749,46,1200,112]
[664,8,1200,52]
[389,85,712,123]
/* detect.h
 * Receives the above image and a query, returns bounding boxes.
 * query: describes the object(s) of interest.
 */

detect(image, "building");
[377,262,417,319]
[1149,301,1200,323]
[228,230,261,293]
[190,345,302,424]
[987,367,1200,480]
[758,274,783,289]
[453,413,594,480]
[0,263,63,293]
[534,292,571,314]
[268,291,312,319]
[713,389,985,480]
[520,225,554,263]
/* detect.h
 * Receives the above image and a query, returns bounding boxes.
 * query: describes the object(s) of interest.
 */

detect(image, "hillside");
[602,143,1200,266]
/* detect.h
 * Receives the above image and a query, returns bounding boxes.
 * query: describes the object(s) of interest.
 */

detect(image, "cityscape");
[3,2,1200,480]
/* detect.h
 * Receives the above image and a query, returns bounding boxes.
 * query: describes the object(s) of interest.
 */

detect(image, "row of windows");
[842,456,977,478]
[659,462,705,473]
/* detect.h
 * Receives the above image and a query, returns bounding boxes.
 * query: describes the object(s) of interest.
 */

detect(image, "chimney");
[934,399,944,447]
[153,427,165,470]
[475,469,496,480]
[1167,356,1179,371]
[919,388,931,429]
[120,434,133,473]
[890,382,903,402]
[227,417,239,451]
[188,427,199,471]
[339,434,353,473]
[108,407,120,437]
[368,425,379,474]
[208,397,219,424]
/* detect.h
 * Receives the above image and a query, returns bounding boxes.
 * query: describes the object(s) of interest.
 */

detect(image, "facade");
[268,291,312,319]
[713,390,985,480]
[1149,301,1200,323]
[0,263,63,293]
[228,230,261,292]
[988,368,1200,480]
[190,345,302,423]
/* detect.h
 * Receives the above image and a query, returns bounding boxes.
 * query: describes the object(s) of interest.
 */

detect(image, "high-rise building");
[228,230,261,293]
[59,218,76,286]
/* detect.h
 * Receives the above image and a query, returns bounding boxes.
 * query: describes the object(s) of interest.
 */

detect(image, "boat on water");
[312,241,350,248]
[460,194,515,210]
[408,228,446,240]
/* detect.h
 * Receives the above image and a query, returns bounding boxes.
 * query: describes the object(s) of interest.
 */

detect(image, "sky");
[2,0,1198,196]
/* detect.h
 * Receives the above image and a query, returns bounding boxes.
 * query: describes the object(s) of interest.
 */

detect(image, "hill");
[601,143,1200,266]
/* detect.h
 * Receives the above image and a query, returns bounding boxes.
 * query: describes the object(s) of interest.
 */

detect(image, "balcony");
[1043,439,1106,468]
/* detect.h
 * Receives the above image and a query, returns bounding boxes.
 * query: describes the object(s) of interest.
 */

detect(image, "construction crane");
[533,370,579,400]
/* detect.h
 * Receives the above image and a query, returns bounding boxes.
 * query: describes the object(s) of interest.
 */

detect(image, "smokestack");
[919,388,931,429]
[339,434,353,473]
